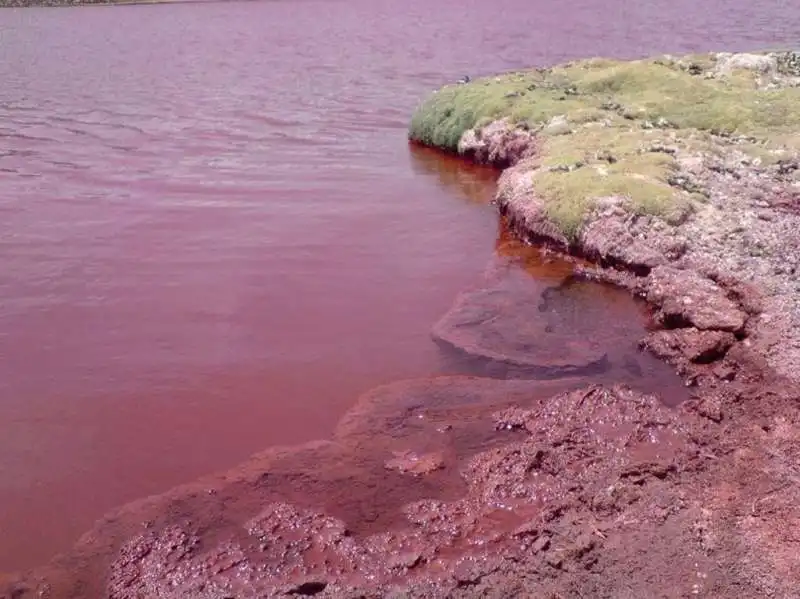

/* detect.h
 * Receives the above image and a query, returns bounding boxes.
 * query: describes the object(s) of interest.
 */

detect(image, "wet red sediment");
[8,381,693,598]
[437,219,689,403]
[5,275,800,598]
[2,376,586,598]
[15,354,796,599]
[431,268,612,374]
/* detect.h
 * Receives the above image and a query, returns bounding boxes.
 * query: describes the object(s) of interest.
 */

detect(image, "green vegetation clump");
[409,53,800,239]
[534,148,682,238]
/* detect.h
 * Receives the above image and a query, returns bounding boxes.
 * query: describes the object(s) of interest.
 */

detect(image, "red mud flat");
[12,233,798,598]
[0,376,588,598]
[4,341,800,598]
[3,261,800,598]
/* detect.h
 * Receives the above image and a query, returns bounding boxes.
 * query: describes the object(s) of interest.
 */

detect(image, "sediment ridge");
[3,51,800,598]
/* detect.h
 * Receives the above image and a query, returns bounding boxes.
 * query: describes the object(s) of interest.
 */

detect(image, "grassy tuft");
[533,153,682,238]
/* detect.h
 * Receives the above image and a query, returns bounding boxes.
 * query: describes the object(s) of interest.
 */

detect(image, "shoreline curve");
[3,51,800,598]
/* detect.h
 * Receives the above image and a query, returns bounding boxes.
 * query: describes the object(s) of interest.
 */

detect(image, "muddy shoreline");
[0,0,224,8]
[4,52,800,598]
[4,247,797,597]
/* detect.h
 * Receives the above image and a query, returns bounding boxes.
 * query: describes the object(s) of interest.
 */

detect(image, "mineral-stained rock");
[641,328,736,365]
[458,119,538,168]
[578,211,668,272]
[577,208,692,274]
[384,450,445,476]
[646,266,748,333]
[695,392,724,422]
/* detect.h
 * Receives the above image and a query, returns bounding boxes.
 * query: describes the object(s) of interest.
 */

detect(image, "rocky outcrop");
[645,266,748,333]
[641,328,736,365]
[457,119,538,168]
[477,52,800,381]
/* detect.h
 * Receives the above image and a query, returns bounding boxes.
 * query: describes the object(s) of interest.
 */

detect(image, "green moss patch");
[534,151,684,238]
[409,52,800,240]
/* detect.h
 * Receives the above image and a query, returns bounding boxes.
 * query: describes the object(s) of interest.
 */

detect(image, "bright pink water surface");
[1,0,798,572]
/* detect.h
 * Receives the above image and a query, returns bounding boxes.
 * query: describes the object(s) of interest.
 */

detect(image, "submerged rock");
[432,269,609,374]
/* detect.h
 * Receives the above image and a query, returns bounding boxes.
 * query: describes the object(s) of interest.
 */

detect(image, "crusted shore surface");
[3,51,800,598]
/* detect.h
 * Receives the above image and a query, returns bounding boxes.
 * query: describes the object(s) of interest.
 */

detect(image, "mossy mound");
[409,52,800,240]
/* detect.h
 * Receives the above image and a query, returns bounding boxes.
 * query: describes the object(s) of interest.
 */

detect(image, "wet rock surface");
[641,328,736,366]
[432,268,610,374]
[645,266,748,333]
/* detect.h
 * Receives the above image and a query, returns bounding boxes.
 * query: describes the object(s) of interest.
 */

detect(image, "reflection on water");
[408,143,500,204]
[493,223,579,284]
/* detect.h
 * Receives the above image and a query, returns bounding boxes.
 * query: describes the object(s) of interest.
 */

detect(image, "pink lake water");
[1,0,798,572]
